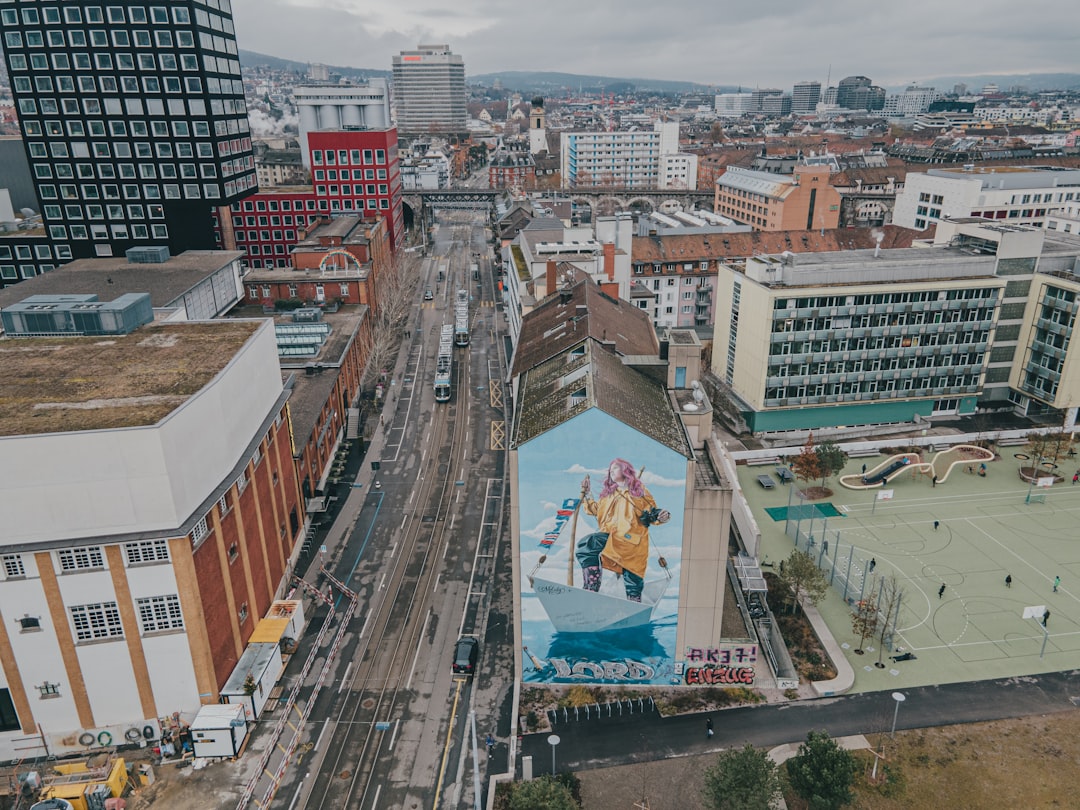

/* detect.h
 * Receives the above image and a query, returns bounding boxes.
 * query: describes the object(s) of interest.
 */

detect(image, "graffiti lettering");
[685,645,758,665]
[684,665,755,686]
[548,658,657,681]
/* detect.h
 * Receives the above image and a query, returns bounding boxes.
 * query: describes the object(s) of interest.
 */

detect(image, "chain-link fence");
[783,505,904,653]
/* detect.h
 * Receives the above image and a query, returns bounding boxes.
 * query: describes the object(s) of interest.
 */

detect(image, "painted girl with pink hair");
[577,458,669,601]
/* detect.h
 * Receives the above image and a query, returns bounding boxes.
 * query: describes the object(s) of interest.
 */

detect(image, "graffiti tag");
[549,658,657,681]
[685,645,758,664]
[684,665,755,686]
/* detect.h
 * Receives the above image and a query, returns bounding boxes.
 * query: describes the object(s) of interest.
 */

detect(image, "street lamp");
[890,691,906,737]
[547,734,561,776]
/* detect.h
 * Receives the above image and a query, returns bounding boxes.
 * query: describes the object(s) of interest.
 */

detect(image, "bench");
[996,438,1028,447]
[846,448,879,458]
[757,474,776,490]
[746,456,781,467]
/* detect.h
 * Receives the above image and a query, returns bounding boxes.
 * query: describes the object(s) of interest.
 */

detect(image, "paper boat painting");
[530,574,671,634]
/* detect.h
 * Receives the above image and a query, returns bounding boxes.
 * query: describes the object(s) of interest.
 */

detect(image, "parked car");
[452,636,479,675]
[424,288,434,301]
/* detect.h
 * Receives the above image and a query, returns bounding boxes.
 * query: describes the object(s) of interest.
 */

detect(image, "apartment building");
[894,166,1080,230]
[560,121,696,189]
[714,165,841,232]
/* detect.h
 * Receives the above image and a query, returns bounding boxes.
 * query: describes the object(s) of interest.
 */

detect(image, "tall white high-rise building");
[391,44,467,136]
[560,121,695,189]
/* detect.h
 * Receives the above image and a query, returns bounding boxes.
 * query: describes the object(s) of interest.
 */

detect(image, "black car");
[452,636,479,674]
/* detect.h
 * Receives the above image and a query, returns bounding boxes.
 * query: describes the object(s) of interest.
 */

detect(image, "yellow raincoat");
[583,487,657,579]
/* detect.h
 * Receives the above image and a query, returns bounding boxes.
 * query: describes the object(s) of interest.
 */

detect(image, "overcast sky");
[232,0,1076,88]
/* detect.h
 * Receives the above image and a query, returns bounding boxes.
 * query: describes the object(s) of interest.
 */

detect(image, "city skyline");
[233,0,1077,88]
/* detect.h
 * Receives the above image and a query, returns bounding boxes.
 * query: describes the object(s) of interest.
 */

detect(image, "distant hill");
[468,71,733,96]
[910,72,1080,93]
[238,49,390,80]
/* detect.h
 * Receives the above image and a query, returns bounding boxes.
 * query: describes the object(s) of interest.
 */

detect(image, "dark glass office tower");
[0,1,257,261]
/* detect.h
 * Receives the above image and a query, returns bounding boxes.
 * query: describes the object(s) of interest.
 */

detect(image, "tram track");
[302,248,474,809]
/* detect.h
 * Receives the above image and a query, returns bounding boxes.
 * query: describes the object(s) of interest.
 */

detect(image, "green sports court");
[739,449,1080,692]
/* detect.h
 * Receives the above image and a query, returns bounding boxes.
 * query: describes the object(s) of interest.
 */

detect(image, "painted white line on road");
[287,779,305,810]
[389,719,401,752]
[405,611,431,690]
[338,662,353,694]
[313,719,331,751]
[400,513,408,529]
[359,612,370,638]
[390,542,398,557]
[432,572,441,593]
[379,573,387,591]
[372,784,381,809]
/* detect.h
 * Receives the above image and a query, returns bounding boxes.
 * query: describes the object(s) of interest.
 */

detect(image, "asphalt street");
[521,671,1080,773]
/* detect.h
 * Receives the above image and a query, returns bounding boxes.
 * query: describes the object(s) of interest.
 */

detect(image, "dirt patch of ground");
[577,710,1080,810]
[796,485,832,501]
[765,573,837,682]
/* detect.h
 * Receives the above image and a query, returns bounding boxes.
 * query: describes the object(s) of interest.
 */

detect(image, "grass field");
[576,711,1080,810]
[740,449,1080,691]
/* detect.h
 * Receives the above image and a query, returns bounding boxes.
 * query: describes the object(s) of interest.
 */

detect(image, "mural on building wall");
[518,409,687,685]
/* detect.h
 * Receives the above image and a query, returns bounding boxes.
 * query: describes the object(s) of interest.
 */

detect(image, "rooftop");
[0,320,262,437]
[0,251,244,312]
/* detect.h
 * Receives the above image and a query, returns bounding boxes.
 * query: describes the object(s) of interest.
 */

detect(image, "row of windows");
[235,212,321,227]
[25,116,218,142]
[234,198,315,213]
[36,159,221,180]
[765,376,980,402]
[2,5,194,26]
[250,283,352,299]
[70,595,184,641]
[0,243,55,260]
[314,184,389,196]
[38,182,222,201]
[237,230,296,242]
[2,541,171,580]
[774,289,997,309]
[48,223,168,241]
[312,148,388,166]
[314,195,391,211]
[313,168,389,181]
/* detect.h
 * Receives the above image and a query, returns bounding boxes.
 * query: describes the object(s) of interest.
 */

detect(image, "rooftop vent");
[125,246,171,264]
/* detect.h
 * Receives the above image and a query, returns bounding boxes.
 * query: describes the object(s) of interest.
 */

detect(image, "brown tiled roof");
[631,225,925,265]
[512,339,690,458]
[511,277,658,377]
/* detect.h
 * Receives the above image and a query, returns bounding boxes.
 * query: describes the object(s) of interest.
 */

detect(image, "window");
[238,602,249,623]
[0,689,19,732]
[17,616,41,632]
[36,682,61,698]
[124,540,169,565]
[3,554,25,578]
[136,595,184,633]
[190,516,209,543]
[58,547,104,571]
[70,602,124,641]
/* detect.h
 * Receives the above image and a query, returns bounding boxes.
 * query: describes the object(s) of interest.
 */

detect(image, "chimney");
[603,243,616,281]
[546,260,557,297]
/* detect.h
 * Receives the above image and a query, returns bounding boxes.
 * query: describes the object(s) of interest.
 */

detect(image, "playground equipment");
[839,445,995,490]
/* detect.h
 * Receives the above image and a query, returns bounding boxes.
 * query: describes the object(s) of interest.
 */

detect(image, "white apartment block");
[975,106,1059,126]
[715,93,754,118]
[894,167,1080,231]
[884,86,938,117]
[660,153,698,190]
[1046,200,1080,235]
[560,121,695,189]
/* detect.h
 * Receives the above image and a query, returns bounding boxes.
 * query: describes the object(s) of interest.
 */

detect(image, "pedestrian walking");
[486,733,495,753]
[1054,575,1061,593]
[869,557,876,573]
[938,583,946,599]
[932,474,938,488]
[1073,472,1078,485]
[933,520,940,531]
[1043,609,1050,627]
[1005,574,1012,588]
[861,464,867,475]
[706,718,714,739]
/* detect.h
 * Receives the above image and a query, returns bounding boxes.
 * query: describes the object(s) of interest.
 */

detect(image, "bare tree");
[360,251,420,393]
[851,596,878,655]
[875,575,905,668]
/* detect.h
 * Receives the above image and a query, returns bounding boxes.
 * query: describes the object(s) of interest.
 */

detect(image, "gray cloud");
[233,0,1077,87]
